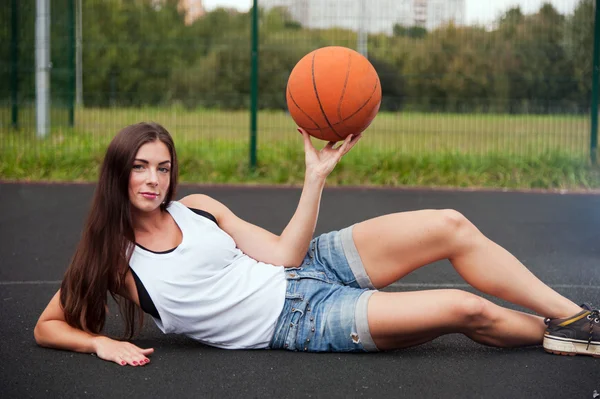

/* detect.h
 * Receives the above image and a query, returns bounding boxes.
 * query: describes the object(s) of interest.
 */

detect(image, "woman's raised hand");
[299,128,362,180]
[92,336,154,367]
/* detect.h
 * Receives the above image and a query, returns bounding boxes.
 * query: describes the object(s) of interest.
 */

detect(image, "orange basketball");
[286,46,382,142]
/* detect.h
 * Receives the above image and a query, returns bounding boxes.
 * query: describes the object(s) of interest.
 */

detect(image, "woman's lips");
[141,193,158,200]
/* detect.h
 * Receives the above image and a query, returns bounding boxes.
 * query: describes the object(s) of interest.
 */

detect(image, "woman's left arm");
[181,129,361,267]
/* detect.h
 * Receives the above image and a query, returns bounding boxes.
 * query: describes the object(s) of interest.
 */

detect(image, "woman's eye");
[132,164,144,170]
[159,167,170,173]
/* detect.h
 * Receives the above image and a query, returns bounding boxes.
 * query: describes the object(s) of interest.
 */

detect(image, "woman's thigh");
[367,289,486,350]
[352,209,475,289]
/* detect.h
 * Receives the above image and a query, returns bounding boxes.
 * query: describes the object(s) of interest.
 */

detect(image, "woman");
[34,122,598,366]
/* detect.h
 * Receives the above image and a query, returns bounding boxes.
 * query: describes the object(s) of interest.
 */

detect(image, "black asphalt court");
[1,182,599,398]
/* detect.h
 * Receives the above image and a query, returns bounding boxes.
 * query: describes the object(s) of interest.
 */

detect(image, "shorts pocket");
[283,297,307,351]
[298,301,317,352]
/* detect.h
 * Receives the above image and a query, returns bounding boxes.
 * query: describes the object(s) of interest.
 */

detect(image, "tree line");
[0,0,595,114]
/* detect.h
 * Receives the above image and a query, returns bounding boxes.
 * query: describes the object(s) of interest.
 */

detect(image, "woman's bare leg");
[368,290,546,350]
[353,209,581,319]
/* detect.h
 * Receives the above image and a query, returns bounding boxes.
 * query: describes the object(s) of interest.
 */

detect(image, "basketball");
[286,46,382,142]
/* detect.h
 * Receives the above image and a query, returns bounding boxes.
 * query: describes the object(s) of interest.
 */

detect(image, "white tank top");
[129,201,287,349]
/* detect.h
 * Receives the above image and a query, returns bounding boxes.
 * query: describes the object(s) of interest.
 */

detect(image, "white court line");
[388,283,600,290]
[0,280,598,290]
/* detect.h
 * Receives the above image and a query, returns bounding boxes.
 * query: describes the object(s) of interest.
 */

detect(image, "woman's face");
[128,140,172,213]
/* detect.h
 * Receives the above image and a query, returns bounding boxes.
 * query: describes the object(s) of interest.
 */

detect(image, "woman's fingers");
[127,345,152,366]
[298,127,361,154]
[298,128,315,152]
[120,352,151,367]
[350,133,363,143]
[93,337,153,367]
[334,134,354,158]
[298,127,363,178]
[110,345,153,367]
[339,133,362,155]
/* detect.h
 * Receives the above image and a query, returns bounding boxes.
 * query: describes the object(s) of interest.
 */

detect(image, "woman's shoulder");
[177,194,223,223]
[178,193,212,208]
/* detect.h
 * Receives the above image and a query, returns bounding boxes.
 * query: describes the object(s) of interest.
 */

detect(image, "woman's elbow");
[33,322,46,346]
[281,252,305,268]
[33,320,55,347]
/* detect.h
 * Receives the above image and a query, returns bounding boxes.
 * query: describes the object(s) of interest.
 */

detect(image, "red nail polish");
[121,361,126,365]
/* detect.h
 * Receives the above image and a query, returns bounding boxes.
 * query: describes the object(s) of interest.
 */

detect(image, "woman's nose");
[146,169,159,185]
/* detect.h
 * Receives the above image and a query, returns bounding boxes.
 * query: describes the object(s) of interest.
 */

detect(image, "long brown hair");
[60,122,178,337]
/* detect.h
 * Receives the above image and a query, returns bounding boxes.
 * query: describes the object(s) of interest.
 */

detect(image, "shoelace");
[585,309,599,350]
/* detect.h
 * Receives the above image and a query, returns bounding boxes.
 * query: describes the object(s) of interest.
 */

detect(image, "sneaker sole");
[543,335,600,358]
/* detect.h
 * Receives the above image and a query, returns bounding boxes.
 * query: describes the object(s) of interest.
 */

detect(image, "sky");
[463,0,578,23]
[202,0,580,24]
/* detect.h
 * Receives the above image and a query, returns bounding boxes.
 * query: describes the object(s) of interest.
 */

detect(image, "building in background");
[179,0,206,24]
[260,0,465,34]
[424,0,465,31]
[413,0,428,27]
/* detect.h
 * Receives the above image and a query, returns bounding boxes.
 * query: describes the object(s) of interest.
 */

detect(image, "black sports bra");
[130,207,217,319]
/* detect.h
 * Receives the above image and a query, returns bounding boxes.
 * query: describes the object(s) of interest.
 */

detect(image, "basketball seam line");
[337,53,352,123]
[311,52,344,140]
[340,79,380,124]
[302,78,380,131]
[287,86,321,129]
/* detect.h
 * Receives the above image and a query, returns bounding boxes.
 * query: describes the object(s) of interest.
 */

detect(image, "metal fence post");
[11,0,19,129]
[591,0,600,164]
[75,0,83,107]
[249,0,259,171]
[68,0,75,127]
[36,0,50,138]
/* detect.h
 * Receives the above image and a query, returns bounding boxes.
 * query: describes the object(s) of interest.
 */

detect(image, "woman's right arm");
[34,290,153,366]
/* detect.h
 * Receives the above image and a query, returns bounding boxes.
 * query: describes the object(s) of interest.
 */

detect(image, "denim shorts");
[269,225,379,352]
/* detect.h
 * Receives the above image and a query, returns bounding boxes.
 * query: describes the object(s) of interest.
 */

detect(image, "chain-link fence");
[0,0,598,187]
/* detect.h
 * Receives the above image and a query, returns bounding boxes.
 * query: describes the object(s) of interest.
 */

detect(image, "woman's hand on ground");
[299,128,362,180]
[92,336,154,366]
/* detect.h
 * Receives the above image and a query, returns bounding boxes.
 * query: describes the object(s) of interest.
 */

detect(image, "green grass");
[1,107,599,190]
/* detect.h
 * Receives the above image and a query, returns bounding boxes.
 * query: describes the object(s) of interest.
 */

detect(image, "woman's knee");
[436,209,479,252]
[437,209,470,232]
[455,293,495,333]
